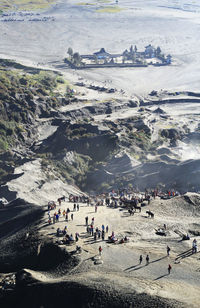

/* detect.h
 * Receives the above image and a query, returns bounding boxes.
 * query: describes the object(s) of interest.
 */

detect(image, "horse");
[146,210,154,218]
[122,199,141,213]
[134,205,141,212]
[60,196,66,201]
[128,209,134,216]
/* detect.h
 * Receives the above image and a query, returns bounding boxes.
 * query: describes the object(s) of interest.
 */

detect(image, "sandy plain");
[0,0,200,96]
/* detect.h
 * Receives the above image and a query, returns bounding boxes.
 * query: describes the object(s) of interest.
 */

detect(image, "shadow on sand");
[84,239,103,245]
[124,256,167,272]
[175,248,200,261]
[154,273,169,280]
[124,263,140,271]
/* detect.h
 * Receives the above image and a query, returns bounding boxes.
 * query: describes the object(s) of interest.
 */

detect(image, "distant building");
[144,44,156,58]
[66,45,171,69]
[166,54,172,64]
[122,49,129,56]
[94,48,111,60]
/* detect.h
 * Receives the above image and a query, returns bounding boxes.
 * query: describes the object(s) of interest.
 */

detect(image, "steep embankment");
[0,271,183,308]
[0,60,200,199]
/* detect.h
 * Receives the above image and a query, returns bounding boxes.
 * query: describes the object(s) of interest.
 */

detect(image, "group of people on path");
[47,195,112,256]
[139,254,149,265]
[138,245,172,275]
[47,191,199,279]
[47,197,83,246]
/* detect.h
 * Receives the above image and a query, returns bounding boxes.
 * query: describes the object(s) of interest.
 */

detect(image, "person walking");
[167,245,170,256]
[192,239,197,253]
[71,213,73,221]
[75,232,79,242]
[98,230,101,239]
[168,264,172,274]
[99,246,102,256]
[77,204,79,211]
[56,213,59,222]
[85,216,88,226]
[91,224,94,236]
[139,255,143,264]
[146,254,149,265]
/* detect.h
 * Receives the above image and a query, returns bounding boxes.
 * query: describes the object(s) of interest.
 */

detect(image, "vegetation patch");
[40,152,92,185]
[97,0,111,3]
[96,6,124,13]
[76,2,95,6]
[0,60,74,184]
[76,0,111,6]
[127,129,151,152]
[0,0,55,12]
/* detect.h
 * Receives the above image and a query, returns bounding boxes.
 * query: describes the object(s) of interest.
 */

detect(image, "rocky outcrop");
[0,61,200,196]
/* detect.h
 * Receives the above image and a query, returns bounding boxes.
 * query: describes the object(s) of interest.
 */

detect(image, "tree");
[67,47,73,59]
[134,45,137,52]
[73,52,81,65]
[131,54,136,63]
[156,46,161,56]
[94,55,98,64]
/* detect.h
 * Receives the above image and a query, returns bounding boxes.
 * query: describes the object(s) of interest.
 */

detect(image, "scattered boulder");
[0,197,8,208]
[149,90,158,96]
[161,128,182,141]
[153,107,166,114]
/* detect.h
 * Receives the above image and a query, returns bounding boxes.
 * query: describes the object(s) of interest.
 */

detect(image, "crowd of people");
[46,190,198,277]
[47,194,111,252]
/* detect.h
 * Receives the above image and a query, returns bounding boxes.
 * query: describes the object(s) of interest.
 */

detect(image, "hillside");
[0,60,200,200]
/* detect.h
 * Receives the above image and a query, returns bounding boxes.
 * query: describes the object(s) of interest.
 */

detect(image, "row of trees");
[67,47,82,66]
[124,45,162,58]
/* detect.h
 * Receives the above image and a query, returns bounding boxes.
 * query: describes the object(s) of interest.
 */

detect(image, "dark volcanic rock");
[0,278,184,308]
[153,107,166,114]
[0,199,44,272]
[161,128,182,140]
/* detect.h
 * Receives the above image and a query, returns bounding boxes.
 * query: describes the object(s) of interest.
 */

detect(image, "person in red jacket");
[99,246,102,256]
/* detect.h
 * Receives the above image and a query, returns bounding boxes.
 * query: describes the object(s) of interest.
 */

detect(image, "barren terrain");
[0,1,200,307]
[1,0,200,95]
